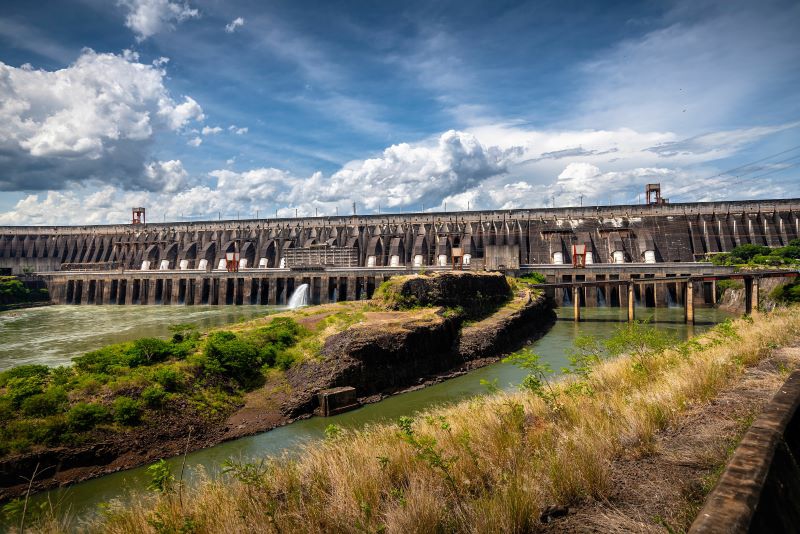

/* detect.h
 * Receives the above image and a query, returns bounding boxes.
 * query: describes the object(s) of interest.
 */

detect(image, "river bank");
[35,306,795,534]
[0,273,555,502]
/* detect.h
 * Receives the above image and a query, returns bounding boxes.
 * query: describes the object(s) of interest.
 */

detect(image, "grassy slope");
[30,307,797,534]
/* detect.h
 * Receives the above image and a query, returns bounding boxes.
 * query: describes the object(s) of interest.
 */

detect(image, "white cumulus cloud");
[0,48,204,191]
[201,125,222,135]
[225,17,245,33]
[119,0,199,41]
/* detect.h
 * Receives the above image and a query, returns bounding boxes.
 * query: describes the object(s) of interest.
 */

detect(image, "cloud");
[575,0,800,132]
[645,123,800,158]
[187,136,202,147]
[141,159,188,192]
[201,125,222,135]
[228,125,248,135]
[225,17,245,33]
[120,0,199,41]
[0,48,204,191]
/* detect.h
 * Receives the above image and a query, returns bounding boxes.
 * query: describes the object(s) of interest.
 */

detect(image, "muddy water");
[5,306,732,529]
[0,305,279,371]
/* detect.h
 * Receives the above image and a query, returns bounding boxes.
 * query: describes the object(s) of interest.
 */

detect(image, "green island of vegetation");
[0,317,306,456]
[0,276,48,307]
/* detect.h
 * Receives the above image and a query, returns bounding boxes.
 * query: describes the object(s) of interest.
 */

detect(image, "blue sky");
[0,0,798,224]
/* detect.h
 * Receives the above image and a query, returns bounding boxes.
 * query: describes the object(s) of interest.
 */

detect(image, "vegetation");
[0,318,305,456]
[517,271,547,284]
[0,276,48,306]
[708,239,800,267]
[31,307,796,534]
[770,279,800,304]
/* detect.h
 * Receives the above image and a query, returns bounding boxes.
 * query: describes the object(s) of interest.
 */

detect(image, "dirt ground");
[541,343,800,533]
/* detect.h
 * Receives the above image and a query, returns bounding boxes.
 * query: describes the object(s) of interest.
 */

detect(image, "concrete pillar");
[125,280,134,305]
[243,278,252,304]
[711,279,717,305]
[194,278,204,305]
[81,280,91,305]
[171,279,181,304]
[346,276,357,301]
[685,281,694,324]
[585,276,597,307]
[573,286,580,322]
[320,276,330,304]
[101,280,111,305]
[268,278,278,305]
[753,277,760,312]
[628,282,635,322]
[655,282,666,308]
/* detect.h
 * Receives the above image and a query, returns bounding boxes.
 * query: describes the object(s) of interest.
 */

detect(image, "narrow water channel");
[4,305,732,528]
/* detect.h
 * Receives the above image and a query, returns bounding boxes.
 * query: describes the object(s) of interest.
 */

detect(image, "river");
[1,305,732,528]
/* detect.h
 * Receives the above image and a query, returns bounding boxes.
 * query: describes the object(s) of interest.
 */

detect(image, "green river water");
[0,304,733,529]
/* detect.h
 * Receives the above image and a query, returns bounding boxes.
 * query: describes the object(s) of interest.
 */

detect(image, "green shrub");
[73,345,135,374]
[141,384,167,407]
[130,338,173,366]
[519,272,547,284]
[4,376,45,408]
[20,387,68,417]
[152,367,183,391]
[0,397,13,423]
[275,352,295,371]
[0,364,50,387]
[66,402,109,431]
[770,280,800,304]
[729,244,770,263]
[112,396,142,425]
[203,331,262,384]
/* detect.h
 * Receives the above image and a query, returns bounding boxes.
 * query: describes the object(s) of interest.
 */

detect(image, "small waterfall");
[666,288,678,308]
[332,287,338,303]
[562,289,572,306]
[287,284,310,309]
[596,287,607,307]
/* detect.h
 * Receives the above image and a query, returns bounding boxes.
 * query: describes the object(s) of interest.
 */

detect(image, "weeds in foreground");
[15,307,800,534]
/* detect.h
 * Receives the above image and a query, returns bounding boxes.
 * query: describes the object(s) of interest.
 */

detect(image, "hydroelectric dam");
[1,197,798,310]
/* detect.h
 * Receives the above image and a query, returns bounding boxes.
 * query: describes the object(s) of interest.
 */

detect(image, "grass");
[24,306,799,533]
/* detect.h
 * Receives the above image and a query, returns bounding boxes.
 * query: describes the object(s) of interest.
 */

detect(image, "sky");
[0,0,798,225]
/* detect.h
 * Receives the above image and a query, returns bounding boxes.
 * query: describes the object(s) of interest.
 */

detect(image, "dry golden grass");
[26,308,800,533]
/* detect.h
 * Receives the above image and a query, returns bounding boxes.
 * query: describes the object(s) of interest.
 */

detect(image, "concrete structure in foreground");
[1,198,797,307]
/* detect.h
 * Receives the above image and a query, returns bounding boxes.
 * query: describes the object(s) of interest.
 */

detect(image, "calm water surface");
[7,305,732,529]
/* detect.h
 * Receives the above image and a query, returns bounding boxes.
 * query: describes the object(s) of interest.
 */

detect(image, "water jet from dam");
[288,283,310,309]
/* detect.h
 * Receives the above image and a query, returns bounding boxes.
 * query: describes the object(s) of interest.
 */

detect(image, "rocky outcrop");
[284,288,554,417]
[380,271,512,316]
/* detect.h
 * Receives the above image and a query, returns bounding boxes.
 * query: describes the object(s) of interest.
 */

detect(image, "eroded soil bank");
[0,273,554,501]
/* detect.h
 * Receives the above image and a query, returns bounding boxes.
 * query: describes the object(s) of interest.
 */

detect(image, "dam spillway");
[1,198,798,307]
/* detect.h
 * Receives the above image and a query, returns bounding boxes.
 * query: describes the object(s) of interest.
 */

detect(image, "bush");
[519,272,547,284]
[729,244,770,263]
[152,367,183,391]
[141,384,167,407]
[4,376,45,408]
[275,352,295,371]
[73,345,135,374]
[770,280,800,304]
[130,338,173,366]
[0,364,50,387]
[20,387,68,417]
[66,402,109,431]
[113,396,142,425]
[203,331,262,384]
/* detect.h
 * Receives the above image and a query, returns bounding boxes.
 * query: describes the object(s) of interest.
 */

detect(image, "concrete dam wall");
[1,198,797,306]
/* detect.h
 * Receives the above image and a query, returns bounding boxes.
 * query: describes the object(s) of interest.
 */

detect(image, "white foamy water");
[0,305,279,371]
